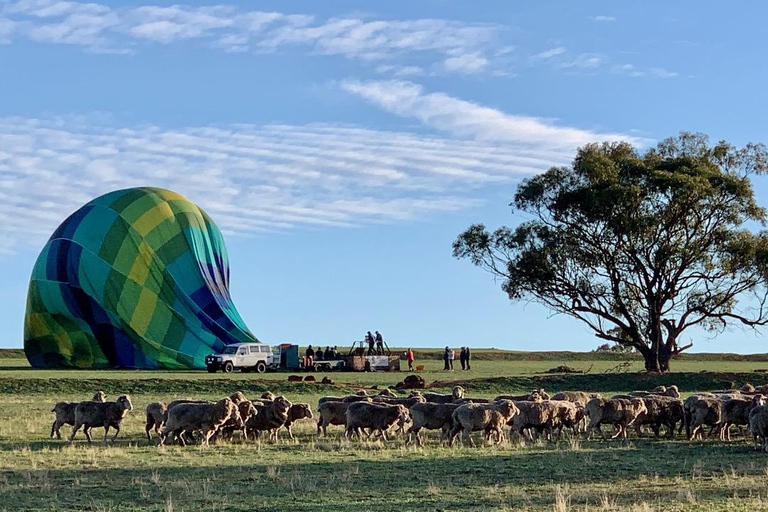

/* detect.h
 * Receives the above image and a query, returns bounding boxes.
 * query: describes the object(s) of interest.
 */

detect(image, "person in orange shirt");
[406,348,415,371]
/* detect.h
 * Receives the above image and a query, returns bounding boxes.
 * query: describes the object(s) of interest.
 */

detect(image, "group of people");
[365,330,386,355]
[303,345,341,368]
[443,346,472,371]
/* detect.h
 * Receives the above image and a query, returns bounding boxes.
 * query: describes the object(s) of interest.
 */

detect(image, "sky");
[2,1,768,353]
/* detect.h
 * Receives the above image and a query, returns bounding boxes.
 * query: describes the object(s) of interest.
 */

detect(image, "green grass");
[4,353,768,510]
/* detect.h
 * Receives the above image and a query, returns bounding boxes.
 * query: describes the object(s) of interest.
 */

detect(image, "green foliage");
[454,133,768,372]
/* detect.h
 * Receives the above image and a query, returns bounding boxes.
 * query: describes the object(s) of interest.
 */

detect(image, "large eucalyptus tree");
[454,133,768,372]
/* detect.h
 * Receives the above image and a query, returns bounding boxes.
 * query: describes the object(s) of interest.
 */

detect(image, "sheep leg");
[463,428,474,448]
[286,425,294,440]
[69,422,82,442]
[111,424,120,442]
[610,424,624,439]
[83,425,92,443]
[103,426,110,444]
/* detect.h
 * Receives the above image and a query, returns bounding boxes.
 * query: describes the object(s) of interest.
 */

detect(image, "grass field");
[4,351,768,511]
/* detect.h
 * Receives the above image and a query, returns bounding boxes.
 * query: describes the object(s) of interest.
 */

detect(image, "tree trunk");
[642,344,671,373]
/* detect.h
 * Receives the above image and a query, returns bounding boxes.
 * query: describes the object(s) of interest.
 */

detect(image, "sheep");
[550,391,600,405]
[69,395,133,444]
[145,402,167,441]
[342,394,377,404]
[495,389,549,402]
[584,397,647,440]
[372,396,426,407]
[278,403,313,439]
[261,391,276,400]
[317,401,353,436]
[629,396,683,438]
[448,400,519,447]
[684,395,722,440]
[160,398,237,446]
[422,386,465,404]
[377,388,398,398]
[50,391,107,440]
[246,396,292,441]
[748,396,768,451]
[719,396,757,441]
[509,400,558,441]
[455,398,492,404]
[406,402,461,447]
[548,400,582,439]
[216,400,256,441]
[229,391,249,404]
[345,402,410,440]
[628,385,680,399]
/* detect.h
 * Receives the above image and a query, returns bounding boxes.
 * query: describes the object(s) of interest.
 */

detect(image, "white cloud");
[0,113,602,252]
[1,1,499,74]
[341,79,644,150]
[590,15,616,22]
[559,53,604,69]
[612,63,679,79]
[532,46,565,60]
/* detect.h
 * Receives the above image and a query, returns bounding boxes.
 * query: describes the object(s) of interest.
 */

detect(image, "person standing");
[465,346,471,370]
[459,347,467,370]
[406,348,415,371]
[374,331,384,354]
[448,347,455,371]
[443,346,450,371]
[366,331,374,354]
[305,345,315,369]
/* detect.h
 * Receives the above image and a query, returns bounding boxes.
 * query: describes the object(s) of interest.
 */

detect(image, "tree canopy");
[453,133,768,372]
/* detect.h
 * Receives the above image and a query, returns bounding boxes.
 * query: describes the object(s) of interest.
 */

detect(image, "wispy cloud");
[1,1,500,74]
[340,79,645,150]
[0,110,606,252]
[531,46,566,60]
[590,15,616,22]
[612,63,679,79]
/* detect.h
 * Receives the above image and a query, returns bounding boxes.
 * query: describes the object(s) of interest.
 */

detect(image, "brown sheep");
[684,395,722,440]
[449,400,519,447]
[584,397,647,440]
[279,403,313,439]
[246,396,292,441]
[548,400,582,439]
[377,388,398,398]
[161,398,237,446]
[633,396,683,438]
[229,391,249,404]
[145,402,167,441]
[216,400,257,441]
[550,391,600,405]
[719,396,757,441]
[50,391,107,439]
[342,394,378,404]
[261,391,276,400]
[345,402,410,440]
[495,389,549,402]
[406,402,461,447]
[69,395,133,444]
[423,386,465,404]
[509,400,557,441]
[373,396,426,407]
[317,401,354,436]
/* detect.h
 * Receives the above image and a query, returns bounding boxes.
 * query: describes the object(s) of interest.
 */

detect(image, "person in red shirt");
[406,348,415,371]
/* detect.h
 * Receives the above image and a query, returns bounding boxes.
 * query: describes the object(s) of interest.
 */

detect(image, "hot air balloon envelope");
[24,187,257,369]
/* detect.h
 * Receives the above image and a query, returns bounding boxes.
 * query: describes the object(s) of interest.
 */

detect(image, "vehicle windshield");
[222,346,239,354]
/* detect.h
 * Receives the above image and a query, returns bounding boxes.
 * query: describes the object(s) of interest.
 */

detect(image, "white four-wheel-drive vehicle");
[205,342,279,373]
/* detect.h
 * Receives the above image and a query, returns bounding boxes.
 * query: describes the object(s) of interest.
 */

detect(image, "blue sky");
[2,1,768,353]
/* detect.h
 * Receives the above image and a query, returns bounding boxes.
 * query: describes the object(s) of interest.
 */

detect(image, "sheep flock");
[50,383,768,452]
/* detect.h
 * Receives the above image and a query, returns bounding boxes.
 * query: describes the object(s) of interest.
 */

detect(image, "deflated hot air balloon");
[24,187,258,369]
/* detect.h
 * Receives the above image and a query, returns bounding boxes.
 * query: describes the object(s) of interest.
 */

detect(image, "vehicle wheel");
[207,367,216,374]
[255,361,267,374]
[223,362,234,373]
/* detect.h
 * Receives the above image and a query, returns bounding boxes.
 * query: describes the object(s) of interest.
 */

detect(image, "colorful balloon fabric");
[24,187,258,369]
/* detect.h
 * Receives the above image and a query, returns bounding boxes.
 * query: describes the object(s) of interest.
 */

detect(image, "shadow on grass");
[1,437,767,511]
